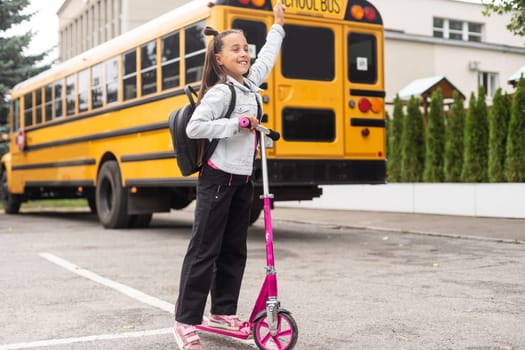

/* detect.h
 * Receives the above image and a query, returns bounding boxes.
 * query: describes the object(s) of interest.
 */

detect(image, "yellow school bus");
[1,0,386,228]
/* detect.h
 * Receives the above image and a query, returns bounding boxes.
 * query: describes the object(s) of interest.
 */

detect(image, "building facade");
[374,0,525,103]
[57,0,187,61]
[56,0,525,102]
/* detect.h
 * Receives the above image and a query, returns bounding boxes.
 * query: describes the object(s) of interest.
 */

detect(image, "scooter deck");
[196,320,252,340]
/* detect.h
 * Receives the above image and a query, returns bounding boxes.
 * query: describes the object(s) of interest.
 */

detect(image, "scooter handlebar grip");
[267,129,280,141]
[239,117,251,128]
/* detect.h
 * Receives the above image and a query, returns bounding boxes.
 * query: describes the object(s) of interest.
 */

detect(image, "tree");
[462,88,489,182]
[483,0,525,37]
[0,0,49,124]
[505,77,525,182]
[387,95,404,182]
[488,88,511,182]
[401,96,425,182]
[423,88,445,182]
[444,91,465,182]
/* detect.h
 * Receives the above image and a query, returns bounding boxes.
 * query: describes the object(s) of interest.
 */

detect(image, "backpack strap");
[204,82,237,163]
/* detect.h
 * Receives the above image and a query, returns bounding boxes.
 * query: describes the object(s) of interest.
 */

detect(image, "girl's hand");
[240,115,259,131]
[273,0,285,25]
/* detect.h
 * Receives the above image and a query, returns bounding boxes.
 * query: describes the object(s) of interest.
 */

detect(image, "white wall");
[277,184,525,219]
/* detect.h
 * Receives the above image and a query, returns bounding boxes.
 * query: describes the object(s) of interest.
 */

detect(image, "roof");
[508,64,525,84]
[397,76,465,101]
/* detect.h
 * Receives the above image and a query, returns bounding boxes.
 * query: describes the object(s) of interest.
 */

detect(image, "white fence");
[277,183,525,219]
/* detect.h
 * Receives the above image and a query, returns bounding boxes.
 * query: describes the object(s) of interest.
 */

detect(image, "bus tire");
[1,170,22,214]
[96,161,129,229]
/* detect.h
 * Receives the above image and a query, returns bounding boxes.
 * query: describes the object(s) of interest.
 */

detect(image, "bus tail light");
[364,7,376,21]
[371,98,383,113]
[358,98,371,113]
[350,5,364,20]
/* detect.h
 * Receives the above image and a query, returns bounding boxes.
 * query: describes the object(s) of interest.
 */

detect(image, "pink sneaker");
[173,322,204,350]
[208,314,243,331]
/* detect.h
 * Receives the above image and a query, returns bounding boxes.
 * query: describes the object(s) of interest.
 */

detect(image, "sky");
[7,0,64,65]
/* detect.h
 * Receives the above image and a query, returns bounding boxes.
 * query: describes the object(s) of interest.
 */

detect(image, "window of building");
[91,63,103,109]
[106,57,119,104]
[45,84,53,121]
[54,80,64,118]
[78,69,89,113]
[24,93,33,127]
[141,40,157,96]
[162,31,180,90]
[282,25,334,81]
[35,89,42,124]
[433,17,483,42]
[66,74,76,116]
[185,21,206,84]
[123,49,137,100]
[479,71,497,97]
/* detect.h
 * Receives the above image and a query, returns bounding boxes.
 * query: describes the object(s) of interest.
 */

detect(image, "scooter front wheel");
[253,310,298,350]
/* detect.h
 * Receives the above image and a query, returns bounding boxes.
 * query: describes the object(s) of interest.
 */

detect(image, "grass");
[0,198,88,210]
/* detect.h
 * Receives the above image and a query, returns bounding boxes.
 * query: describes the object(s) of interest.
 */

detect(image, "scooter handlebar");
[239,117,280,141]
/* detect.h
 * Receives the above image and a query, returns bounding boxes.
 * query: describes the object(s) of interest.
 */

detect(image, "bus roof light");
[350,5,364,20]
[364,7,376,22]
[251,0,265,7]
[238,0,250,4]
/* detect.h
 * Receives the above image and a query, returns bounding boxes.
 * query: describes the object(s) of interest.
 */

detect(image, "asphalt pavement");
[271,206,525,244]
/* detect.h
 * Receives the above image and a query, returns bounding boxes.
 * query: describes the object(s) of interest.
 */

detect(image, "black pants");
[175,166,253,325]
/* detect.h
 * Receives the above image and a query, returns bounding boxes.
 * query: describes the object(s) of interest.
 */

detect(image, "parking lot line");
[0,328,172,350]
[39,252,174,313]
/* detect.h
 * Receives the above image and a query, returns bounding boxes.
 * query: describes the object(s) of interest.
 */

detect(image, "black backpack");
[168,83,236,176]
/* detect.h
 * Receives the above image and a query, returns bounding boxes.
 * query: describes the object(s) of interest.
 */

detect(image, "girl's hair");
[198,26,244,101]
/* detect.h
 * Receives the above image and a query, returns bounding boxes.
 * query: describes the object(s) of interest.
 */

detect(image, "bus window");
[24,93,33,127]
[282,108,335,142]
[348,33,377,84]
[282,25,334,81]
[141,40,157,96]
[12,98,20,132]
[35,89,42,124]
[232,20,266,63]
[123,49,137,100]
[106,57,119,104]
[66,74,75,116]
[45,84,53,121]
[54,80,64,118]
[91,63,103,109]
[161,31,180,90]
[78,69,89,112]
[185,21,206,84]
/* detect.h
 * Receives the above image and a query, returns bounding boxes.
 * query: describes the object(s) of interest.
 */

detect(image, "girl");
[174,2,285,350]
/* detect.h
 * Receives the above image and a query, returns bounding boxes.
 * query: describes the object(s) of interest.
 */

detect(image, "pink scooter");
[196,124,298,350]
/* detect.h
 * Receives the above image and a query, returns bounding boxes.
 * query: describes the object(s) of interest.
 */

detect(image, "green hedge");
[387,77,525,183]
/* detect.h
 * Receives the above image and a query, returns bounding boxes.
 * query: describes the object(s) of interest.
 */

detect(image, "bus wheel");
[128,214,153,228]
[1,170,22,214]
[96,161,129,229]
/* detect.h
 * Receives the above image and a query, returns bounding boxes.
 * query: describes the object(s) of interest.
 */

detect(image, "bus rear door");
[272,21,345,158]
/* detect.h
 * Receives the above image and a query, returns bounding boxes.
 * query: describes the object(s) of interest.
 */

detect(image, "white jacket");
[186,24,285,176]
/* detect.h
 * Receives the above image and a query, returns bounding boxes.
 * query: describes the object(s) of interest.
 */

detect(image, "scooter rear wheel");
[253,310,298,350]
